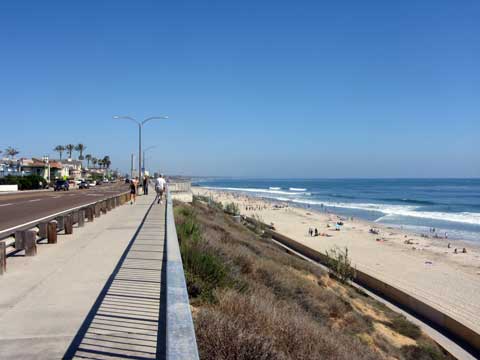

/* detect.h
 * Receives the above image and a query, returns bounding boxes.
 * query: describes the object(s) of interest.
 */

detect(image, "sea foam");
[204,186,310,196]
[286,198,480,226]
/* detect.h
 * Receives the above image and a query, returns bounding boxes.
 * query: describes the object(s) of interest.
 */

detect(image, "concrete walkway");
[0,193,166,360]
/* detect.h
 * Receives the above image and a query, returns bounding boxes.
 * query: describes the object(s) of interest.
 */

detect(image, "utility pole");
[130,154,134,179]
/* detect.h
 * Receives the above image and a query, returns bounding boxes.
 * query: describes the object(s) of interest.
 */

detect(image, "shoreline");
[193,186,480,335]
[194,186,480,262]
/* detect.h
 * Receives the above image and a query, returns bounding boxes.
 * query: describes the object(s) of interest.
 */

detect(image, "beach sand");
[193,187,480,336]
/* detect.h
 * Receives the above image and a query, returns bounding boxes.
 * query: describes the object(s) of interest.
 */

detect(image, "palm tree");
[75,143,86,160]
[92,157,98,168]
[102,156,111,169]
[5,147,19,159]
[65,144,75,159]
[97,159,104,169]
[54,145,65,160]
[85,154,92,168]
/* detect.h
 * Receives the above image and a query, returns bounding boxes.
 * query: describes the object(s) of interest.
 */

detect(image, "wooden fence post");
[24,230,37,257]
[107,199,112,211]
[78,210,85,227]
[86,206,94,222]
[14,231,25,250]
[64,215,73,235]
[0,242,6,275]
[101,201,107,214]
[48,221,57,244]
[39,222,48,238]
[95,203,101,217]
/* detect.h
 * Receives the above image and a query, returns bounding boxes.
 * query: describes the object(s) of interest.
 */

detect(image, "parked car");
[96,180,103,185]
[54,180,69,191]
[79,181,90,189]
[87,180,96,187]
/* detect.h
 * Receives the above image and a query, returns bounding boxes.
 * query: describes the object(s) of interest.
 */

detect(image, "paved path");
[0,193,166,360]
[0,184,129,232]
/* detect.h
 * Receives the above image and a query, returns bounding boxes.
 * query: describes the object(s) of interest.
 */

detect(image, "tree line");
[53,144,111,169]
[1,145,111,170]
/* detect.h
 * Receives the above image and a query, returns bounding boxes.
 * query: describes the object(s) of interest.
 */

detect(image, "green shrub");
[176,208,233,302]
[388,316,422,339]
[325,246,356,283]
[224,202,240,216]
[401,343,446,360]
[0,175,46,190]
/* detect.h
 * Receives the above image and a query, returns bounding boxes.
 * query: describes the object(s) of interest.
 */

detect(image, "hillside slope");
[174,198,452,360]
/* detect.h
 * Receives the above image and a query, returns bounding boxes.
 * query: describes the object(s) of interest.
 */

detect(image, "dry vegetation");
[174,197,452,360]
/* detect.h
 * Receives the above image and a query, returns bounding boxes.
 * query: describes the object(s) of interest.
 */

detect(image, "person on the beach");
[314,228,318,237]
[130,177,137,205]
[155,174,167,204]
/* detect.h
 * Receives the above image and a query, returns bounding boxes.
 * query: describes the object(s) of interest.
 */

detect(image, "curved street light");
[142,145,156,174]
[113,115,168,180]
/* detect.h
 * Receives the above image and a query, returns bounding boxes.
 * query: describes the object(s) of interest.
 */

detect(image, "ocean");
[193,178,480,243]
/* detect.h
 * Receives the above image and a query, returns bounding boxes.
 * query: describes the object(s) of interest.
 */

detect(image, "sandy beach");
[193,186,480,336]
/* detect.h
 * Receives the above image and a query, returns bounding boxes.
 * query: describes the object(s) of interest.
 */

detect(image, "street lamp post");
[113,115,168,180]
[142,145,156,175]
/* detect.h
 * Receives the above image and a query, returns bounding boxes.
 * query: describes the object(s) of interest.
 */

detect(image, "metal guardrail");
[165,190,200,360]
[0,190,131,275]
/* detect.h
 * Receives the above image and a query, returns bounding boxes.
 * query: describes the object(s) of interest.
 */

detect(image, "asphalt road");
[0,183,130,234]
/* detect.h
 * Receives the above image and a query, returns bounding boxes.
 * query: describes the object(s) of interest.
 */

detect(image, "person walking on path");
[155,174,167,204]
[130,178,138,205]
[143,175,149,195]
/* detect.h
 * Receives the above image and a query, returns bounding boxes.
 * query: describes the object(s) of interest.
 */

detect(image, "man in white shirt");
[155,174,167,204]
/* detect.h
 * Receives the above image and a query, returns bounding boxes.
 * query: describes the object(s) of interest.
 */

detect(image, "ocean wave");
[290,187,307,191]
[329,193,357,200]
[269,187,281,190]
[278,198,480,226]
[204,186,310,196]
[378,198,437,206]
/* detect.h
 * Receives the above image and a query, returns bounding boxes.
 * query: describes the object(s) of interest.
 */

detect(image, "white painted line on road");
[52,196,60,199]
[0,190,130,236]
[28,199,42,203]
[0,203,13,207]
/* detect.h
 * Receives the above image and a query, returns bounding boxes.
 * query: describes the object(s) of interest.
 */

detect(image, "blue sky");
[0,1,478,178]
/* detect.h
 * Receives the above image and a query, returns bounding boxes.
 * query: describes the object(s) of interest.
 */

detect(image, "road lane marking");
[28,199,42,202]
[52,196,61,198]
[0,190,130,236]
[0,203,13,207]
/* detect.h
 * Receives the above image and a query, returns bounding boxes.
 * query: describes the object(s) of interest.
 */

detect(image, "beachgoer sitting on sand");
[314,228,318,236]
[462,248,467,253]
[454,248,458,254]
[447,243,451,248]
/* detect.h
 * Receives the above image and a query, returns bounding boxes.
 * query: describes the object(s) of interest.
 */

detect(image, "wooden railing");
[0,191,131,276]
